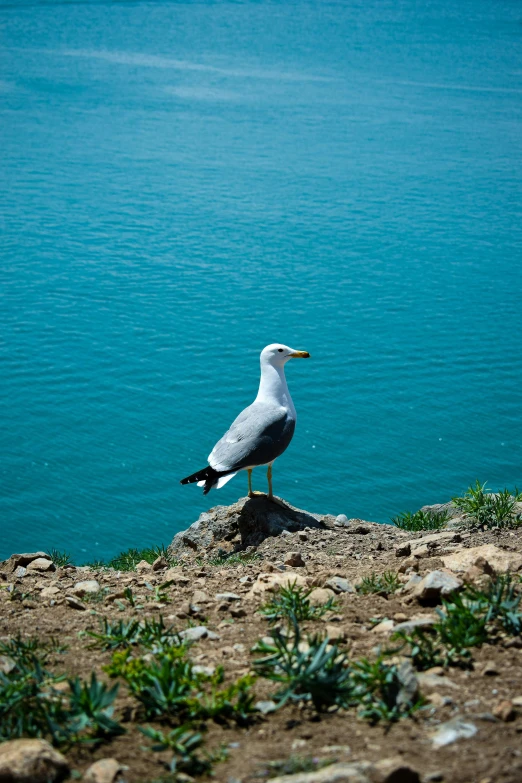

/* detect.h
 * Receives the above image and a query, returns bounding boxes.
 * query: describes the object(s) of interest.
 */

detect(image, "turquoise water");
[1,0,521,562]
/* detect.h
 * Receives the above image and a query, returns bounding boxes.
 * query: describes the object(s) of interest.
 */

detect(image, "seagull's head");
[261,343,310,367]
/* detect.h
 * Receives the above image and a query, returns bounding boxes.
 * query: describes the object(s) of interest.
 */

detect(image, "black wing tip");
[180,466,221,493]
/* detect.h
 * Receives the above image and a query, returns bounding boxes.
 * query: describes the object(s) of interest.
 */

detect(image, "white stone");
[430,717,477,747]
[72,580,101,597]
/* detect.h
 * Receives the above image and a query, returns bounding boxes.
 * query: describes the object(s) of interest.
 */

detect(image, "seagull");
[180,343,310,499]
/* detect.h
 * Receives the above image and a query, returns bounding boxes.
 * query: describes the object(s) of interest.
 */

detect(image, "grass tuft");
[357,571,400,596]
[452,481,522,530]
[107,544,173,571]
[46,549,73,568]
[199,551,262,567]
[391,509,449,531]
[258,581,337,623]
[140,725,227,776]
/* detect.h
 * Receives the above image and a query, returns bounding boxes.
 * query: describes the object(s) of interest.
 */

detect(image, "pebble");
[152,555,168,571]
[0,655,16,674]
[308,587,335,606]
[372,757,420,783]
[83,758,125,783]
[417,672,459,690]
[255,700,277,714]
[40,586,61,599]
[412,570,462,606]
[215,592,241,602]
[179,626,220,642]
[135,560,152,573]
[371,619,395,634]
[284,552,306,567]
[325,624,347,641]
[26,558,56,573]
[481,661,499,676]
[426,693,453,708]
[191,590,211,605]
[325,576,355,594]
[393,614,438,634]
[72,580,101,597]
[193,664,216,676]
[334,514,350,527]
[0,738,69,782]
[430,717,478,747]
[493,699,515,722]
[65,595,87,611]
[395,543,411,557]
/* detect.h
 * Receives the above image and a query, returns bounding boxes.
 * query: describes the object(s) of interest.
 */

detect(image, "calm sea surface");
[1,0,521,562]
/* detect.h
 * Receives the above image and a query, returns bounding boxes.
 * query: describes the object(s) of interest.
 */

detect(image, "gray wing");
[208,401,296,472]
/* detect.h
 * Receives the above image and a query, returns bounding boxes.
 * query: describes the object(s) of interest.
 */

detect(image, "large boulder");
[442,545,522,574]
[0,739,68,783]
[169,495,329,556]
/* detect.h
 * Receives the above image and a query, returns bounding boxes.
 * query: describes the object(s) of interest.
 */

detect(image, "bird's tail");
[180,466,236,495]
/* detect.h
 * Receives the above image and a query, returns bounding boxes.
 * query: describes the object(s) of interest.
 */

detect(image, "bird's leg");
[247,469,254,498]
[266,463,287,506]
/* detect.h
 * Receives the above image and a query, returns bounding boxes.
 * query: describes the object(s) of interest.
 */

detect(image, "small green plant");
[67,674,124,740]
[0,638,123,744]
[202,551,262,567]
[252,621,421,722]
[252,621,354,711]
[140,725,226,776]
[465,573,522,636]
[194,669,256,725]
[259,581,337,623]
[0,634,67,663]
[46,549,73,568]
[83,560,106,571]
[145,580,175,605]
[357,571,400,596]
[394,575,522,669]
[107,544,172,571]
[391,509,449,531]
[82,588,109,604]
[123,586,136,607]
[107,646,255,725]
[350,657,423,723]
[88,616,180,651]
[452,481,522,529]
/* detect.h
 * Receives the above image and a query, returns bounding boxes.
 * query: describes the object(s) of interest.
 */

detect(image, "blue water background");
[1,0,521,562]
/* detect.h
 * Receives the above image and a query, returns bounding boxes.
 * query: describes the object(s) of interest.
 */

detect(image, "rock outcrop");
[169,495,331,556]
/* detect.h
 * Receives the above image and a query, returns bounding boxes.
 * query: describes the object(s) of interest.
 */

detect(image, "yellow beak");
[290,350,310,358]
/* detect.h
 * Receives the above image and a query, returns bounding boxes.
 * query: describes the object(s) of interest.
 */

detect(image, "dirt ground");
[2,512,522,783]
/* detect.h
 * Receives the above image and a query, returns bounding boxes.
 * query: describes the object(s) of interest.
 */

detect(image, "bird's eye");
[278,348,284,353]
